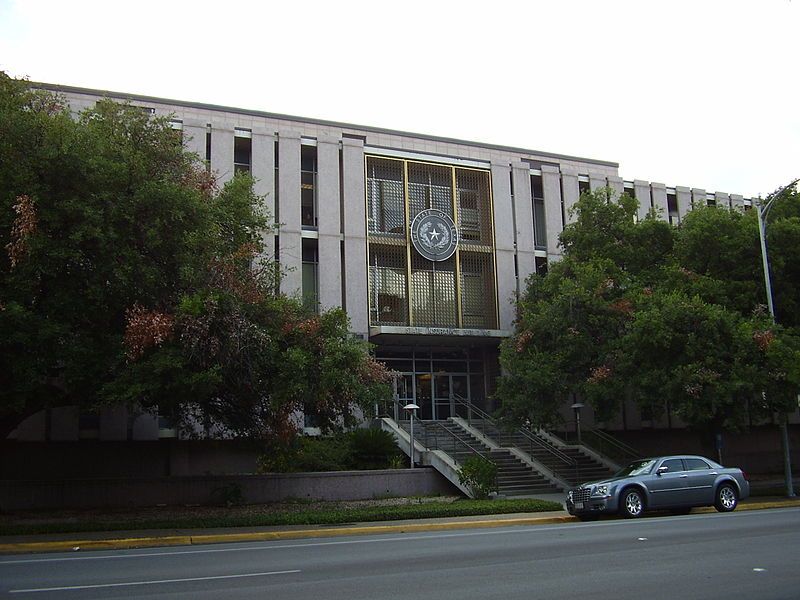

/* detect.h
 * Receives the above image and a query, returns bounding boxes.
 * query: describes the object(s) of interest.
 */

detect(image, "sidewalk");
[1,496,798,555]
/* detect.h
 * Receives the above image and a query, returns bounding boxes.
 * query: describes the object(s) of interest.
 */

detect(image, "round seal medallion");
[410,209,459,262]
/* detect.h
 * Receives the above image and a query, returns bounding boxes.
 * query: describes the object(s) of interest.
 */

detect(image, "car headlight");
[592,485,609,496]
[567,491,574,501]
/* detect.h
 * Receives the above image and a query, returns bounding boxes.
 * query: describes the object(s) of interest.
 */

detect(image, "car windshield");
[615,459,657,477]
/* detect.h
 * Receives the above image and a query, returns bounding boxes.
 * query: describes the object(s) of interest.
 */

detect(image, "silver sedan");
[565,455,750,519]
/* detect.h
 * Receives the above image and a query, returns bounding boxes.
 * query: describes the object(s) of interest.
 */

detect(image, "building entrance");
[376,346,496,420]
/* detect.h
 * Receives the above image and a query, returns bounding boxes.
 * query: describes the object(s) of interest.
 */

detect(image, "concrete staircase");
[497,429,614,486]
[397,419,560,496]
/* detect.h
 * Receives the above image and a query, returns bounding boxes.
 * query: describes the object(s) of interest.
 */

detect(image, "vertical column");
[588,172,607,192]
[210,125,235,186]
[607,175,624,199]
[278,131,302,297]
[342,137,369,337]
[541,166,564,260]
[182,119,207,161]
[512,162,536,287]
[251,127,275,222]
[491,163,516,331]
[651,182,669,222]
[317,134,343,310]
[715,191,731,209]
[634,180,652,221]
[730,194,744,212]
[676,186,692,220]
[561,170,580,224]
[691,188,706,208]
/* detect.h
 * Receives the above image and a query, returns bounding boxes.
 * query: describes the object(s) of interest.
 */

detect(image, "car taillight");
[742,470,749,481]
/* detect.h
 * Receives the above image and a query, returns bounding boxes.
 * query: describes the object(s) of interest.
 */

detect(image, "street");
[1,508,799,599]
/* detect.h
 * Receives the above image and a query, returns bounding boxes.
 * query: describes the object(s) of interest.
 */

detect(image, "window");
[578,179,590,196]
[301,145,317,228]
[369,245,408,326]
[408,162,452,218]
[301,239,319,312]
[685,458,711,471]
[531,175,546,249]
[367,158,404,235]
[205,128,212,170]
[234,130,252,174]
[660,459,684,473]
[667,192,679,225]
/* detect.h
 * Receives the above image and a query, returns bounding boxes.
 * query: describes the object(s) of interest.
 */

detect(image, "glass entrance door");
[415,374,433,420]
[433,374,468,420]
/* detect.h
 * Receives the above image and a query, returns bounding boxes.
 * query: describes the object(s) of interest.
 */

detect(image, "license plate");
[574,502,584,510]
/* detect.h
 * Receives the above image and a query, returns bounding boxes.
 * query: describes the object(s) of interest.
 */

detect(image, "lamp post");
[403,403,420,469]
[571,402,584,444]
[756,179,798,498]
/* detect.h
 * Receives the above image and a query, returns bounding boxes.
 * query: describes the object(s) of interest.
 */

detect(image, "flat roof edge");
[34,82,619,169]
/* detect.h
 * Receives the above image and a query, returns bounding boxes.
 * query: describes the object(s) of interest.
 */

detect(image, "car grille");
[572,487,591,503]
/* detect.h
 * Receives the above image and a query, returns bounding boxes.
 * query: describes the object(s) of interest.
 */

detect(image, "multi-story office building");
[10,83,759,442]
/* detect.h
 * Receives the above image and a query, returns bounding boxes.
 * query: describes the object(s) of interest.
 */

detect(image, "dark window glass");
[685,458,711,471]
[660,459,684,473]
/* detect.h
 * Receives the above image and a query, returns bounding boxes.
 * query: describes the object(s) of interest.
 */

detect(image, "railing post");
[392,376,399,422]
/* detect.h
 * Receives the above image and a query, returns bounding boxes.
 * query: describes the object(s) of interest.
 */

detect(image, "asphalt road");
[1,508,798,600]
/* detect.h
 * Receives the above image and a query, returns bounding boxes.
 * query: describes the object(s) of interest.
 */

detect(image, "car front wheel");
[619,488,645,518]
[714,483,738,512]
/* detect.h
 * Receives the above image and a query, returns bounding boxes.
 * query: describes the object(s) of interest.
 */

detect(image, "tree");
[500,186,800,438]
[498,189,671,428]
[0,73,389,442]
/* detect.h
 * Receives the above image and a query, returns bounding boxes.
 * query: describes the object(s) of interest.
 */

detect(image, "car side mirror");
[656,466,669,476]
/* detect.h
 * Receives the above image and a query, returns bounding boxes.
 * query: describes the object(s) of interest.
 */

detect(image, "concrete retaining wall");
[0,468,460,510]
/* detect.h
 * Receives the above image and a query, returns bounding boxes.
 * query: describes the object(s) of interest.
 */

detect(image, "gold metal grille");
[369,245,408,326]
[456,169,492,245]
[367,158,405,235]
[408,162,453,221]
[410,253,457,327]
[460,252,497,329]
[366,156,497,330]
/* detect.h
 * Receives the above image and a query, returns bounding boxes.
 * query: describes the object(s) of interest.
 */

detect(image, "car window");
[660,459,684,473]
[615,459,656,477]
[685,458,711,471]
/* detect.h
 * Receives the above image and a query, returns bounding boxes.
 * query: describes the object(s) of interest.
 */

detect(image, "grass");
[0,498,563,537]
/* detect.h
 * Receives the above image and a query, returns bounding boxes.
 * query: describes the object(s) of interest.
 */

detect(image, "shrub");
[211,482,244,506]
[257,435,351,473]
[458,457,497,499]
[348,427,401,470]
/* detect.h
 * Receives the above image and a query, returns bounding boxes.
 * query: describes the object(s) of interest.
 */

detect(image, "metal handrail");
[423,421,494,467]
[583,427,641,462]
[449,395,578,478]
[513,426,576,467]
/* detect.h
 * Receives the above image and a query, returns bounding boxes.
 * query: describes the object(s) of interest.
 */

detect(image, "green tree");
[500,186,800,438]
[498,188,673,428]
[0,73,389,441]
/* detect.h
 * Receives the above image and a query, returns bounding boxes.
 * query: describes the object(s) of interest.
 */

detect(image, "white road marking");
[638,537,648,540]
[9,569,301,594]
[753,568,767,572]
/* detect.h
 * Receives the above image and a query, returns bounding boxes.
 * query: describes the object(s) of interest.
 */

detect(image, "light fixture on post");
[571,402,585,444]
[403,402,420,469]
[756,179,798,498]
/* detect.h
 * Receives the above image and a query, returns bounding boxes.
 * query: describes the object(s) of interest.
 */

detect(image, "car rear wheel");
[619,488,645,518]
[714,483,738,512]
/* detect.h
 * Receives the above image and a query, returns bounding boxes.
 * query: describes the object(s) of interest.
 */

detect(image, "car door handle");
[679,474,688,478]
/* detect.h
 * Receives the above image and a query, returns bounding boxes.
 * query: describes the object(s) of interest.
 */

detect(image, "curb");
[2,500,798,555]
[0,515,578,555]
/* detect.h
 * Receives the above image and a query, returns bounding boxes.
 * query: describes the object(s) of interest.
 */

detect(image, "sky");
[1,0,797,199]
